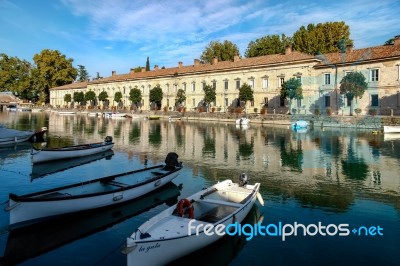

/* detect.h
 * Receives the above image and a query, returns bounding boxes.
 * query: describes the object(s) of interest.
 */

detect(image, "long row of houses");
[50,35,400,116]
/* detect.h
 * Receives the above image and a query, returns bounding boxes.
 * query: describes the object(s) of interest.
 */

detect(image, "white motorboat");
[31,136,114,164]
[58,111,76,115]
[5,152,182,229]
[383,126,400,133]
[124,175,263,266]
[236,118,250,126]
[291,120,309,130]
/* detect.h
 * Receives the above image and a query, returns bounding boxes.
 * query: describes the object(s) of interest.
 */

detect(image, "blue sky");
[1,0,399,79]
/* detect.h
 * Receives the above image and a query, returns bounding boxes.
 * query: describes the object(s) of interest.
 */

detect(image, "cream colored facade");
[50,37,400,115]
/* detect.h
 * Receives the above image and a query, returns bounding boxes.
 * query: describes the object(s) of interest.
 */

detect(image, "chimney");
[178,61,183,68]
[141,67,145,72]
[234,55,240,62]
[212,57,218,65]
[394,35,400,46]
[112,70,116,76]
[154,65,159,70]
[285,45,292,55]
[346,44,353,53]
[130,68,135,74]
[194,59,200,66]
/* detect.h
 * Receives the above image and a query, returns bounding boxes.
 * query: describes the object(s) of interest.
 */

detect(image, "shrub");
[326,107,332,116]
[254,108,258,113]
[314,108,321,116]
[369,108,377,116]
[354,108,361,115]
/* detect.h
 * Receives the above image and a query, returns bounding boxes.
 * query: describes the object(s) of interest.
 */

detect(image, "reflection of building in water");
[47,114,400,197]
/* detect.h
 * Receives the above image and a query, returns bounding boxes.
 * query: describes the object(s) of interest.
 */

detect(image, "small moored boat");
[31,136,114,164]
[236,118,250,126]
[0,126,35,146]
[5,152,183,229]
[124,174,263,266]
[291,120,309,130]
[383,126,400,133]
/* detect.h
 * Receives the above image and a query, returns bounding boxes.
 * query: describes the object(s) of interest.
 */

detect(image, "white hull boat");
[31,136,114,164]
[383,126,400,133]
[124,176,263,266]
[236,118,250,126]
[58,111,76,115]
[5,153,182,229]
[0,127,35,146]
[291,120,309,130]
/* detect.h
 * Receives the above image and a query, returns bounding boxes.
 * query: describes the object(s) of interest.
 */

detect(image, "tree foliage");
[238,83,254,106]
[84,90,96,104]
[0,53,32,99]
[98,91,108,102]
[129,87,142,107]
[73,91,84,105]
[200,40,240,63]
[146,57,150,71]
[175,88,186,106]
[281,78,303,101]
[339,71,367,115]
[292,22,353,55]
[149,85,163,106]
[203,84,216,108]
[114,91,123,103]
[64,93,72,103]
[77,65,89,82]
[245,34,292,57]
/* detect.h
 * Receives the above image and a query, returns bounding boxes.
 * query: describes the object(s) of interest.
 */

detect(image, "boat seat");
[198,198,242,208]
[103,180,129,188]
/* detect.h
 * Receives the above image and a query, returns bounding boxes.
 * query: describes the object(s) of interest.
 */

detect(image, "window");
[280,96,285,107]
[212,81,216,89]
[249,79,255,89]
[192,99,195,107]
[264,97,268,107]
[371,94,379,107]
[192,83,195,92]
[224,80,228,90]
[202,82,206,90]
[250,100,254,107]
[324,73,331,85]
[262,78,269,89]
[346,97,352,107]
[225,98,228,107]
[325,95,330,107]
[279,77,285,88]
[166,84,169,92]
[370,69,379,82]
[183,83,186,92]
[174,84,177,92]
[236,80,241,90]
[296,76,301,84]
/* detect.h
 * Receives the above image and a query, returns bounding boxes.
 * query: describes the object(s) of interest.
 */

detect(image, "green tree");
[77,65,89,82]
[98,91,109,108]
[146,57,150,71]
[73,91,84,106]
[203,84,216,111]
[93,72,103,80]
[0,53,33,99]
[281,78,303,113]
[85,90,96,106]
[292,21,353,55]
[129,87,142,108]
[245,34,292,57]
[149,85,163,110]
[200,40,240,63]
[114,91,123,107]
[175,89,186,106]
[132,66,142,73]
[339,71,368,116]
[31,49,77,103]
[64,93,72,107]
[238,83,254,109]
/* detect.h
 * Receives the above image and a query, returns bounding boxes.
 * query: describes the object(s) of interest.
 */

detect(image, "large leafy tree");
[292,21,353,55]
[31,49,77,103]
[114,91,123,107]
[175,89,186,106]
[339,71,368,115]
[73,91,84,106]
[203,84,216,111]
[238,83,254,108]
[149,85,163,110]
[77,65,89,82]
[129,87,142,108]
[64,93,72,107]
[281,78,303,113]
[200,40,240,63]
[0,53,32,99]
[85,90,96,106]
[245,34,292,57]
[98,91,109,108]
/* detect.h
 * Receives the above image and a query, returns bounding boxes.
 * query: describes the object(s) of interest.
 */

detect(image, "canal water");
[0,111,399,266]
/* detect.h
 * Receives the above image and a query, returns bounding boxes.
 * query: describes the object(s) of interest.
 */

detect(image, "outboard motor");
[239,173,248,187]
[164,152,181,170]
[105,136,113,143]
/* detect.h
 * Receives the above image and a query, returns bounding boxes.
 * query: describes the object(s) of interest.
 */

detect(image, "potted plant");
[326,107,332,116]
[354,108,361,116]
[369,108,377,116]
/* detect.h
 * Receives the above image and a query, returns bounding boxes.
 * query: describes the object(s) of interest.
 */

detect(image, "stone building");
[50,36,400,115]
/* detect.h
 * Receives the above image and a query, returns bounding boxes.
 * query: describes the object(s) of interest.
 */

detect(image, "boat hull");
[383,126,400,133]
[7,167,181,229]
[0,127,34,146]
[126,180,259,265]
[31,142,114,163]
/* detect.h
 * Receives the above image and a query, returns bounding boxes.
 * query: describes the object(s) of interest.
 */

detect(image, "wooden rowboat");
[124,175,263,266]
[5,152,183,229]
[31,136,114,164]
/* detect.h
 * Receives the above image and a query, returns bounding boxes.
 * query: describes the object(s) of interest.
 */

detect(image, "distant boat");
[236,118,250,126]
[5,152,183,229]
[124,175,263,265]
[291,120,309,130]
[31,136,114,164]
[2,182,181,266]
[87,112,97,117]
[169,115,182,122]
[148,116,160,120]
[58,111,76,115]
[383,126,400,133]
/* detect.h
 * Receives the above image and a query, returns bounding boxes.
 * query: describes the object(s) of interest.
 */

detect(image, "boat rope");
[92,240,126,266]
